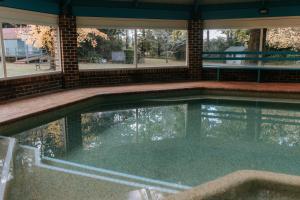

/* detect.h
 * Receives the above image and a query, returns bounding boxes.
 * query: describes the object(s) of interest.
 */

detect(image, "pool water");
[10,95,300,189]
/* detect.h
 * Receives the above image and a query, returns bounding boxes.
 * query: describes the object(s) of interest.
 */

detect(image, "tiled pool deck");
[3,81,300,200]
[2,81,300,126]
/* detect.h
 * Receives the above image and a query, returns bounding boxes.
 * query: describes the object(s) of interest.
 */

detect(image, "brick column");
[59,15,79,88]
[188,19,203,80]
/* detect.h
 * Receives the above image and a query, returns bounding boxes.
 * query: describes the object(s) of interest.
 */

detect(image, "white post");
[134,29,138,68]
[258,28,264,67]
[57,26,62,71]
[25,44,29,64]
[0,23,7,78]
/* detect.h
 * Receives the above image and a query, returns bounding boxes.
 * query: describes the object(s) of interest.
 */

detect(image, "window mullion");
[0,23,7,78]
[134,29,138,68]
[258,28,264,67]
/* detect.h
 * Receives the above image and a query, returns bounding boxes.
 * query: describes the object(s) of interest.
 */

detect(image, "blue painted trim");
[72,6,191,20]
[0,0,299,20]
[0,0,60,15]
[203,65,300,71]
[203,57,300,61]
[72,1,300,20]
[201,0,300,19]
[203,51,300,55]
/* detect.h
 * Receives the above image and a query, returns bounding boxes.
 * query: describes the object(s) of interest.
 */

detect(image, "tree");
[267,28,300,51]
[77,28,108,48]
[17,25,57,69]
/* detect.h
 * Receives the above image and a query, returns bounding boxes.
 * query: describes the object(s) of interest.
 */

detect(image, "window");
[0,23,61,78]
[203,27,300,69]
[15,118,66,158]
[263,27,300,68]
[78,28,136,69]
[137,29,187,68]
[77,28,187,70]
[203,29,260,67]
[81,104,187,148]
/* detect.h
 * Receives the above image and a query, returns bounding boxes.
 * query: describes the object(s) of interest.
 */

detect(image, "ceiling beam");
[133,0,139,8]
[61,0,72,14]
[193,0,201,19]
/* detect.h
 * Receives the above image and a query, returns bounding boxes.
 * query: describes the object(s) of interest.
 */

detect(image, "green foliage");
[137,29,187,60]
[124,49,134,64]
[78,28,125,62]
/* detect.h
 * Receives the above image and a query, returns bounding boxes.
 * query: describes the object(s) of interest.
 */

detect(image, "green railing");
[202,51,300,82]
[203,51,300,61]
[203,51,300,55]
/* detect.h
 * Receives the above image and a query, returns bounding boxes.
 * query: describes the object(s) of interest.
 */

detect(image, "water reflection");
[13,99,300,186]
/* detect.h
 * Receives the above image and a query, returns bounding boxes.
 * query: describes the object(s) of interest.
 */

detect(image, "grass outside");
[79,58,187,70]
[0,58,186,78]
[1,58,300,78]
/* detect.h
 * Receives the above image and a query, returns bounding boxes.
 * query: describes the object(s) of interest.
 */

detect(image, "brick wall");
[220,69,258,82]
[2,13,300,103]
[202,68,217,80]
[202,68,300,83]
[79,68,189,87]
[59,14,79,88]
[0,73,63,102]
[76,18,204,87]
[260,70,300,82]
[188,19,203,80]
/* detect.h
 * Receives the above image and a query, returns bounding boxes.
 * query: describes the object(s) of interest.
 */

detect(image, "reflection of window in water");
[81,104,187,149]
[260,109,300,147]
[14,118,66,158]
[200,104,300,147]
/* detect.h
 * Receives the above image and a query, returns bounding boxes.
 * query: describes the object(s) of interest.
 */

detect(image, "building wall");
[0,15,203,102]
[202,68,300,83]
[79,68,189,87]
[2,13,300,103]
[0,73,63,102]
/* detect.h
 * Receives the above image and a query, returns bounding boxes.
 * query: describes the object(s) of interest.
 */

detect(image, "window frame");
[202,17,300,71]
[77,17,189,71]
[0,7,61,80]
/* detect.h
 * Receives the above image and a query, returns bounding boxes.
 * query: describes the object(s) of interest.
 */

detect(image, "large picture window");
[0,22,61,78]
[77,28,187,70]
[203,27,300,69]
[137,29,187,68]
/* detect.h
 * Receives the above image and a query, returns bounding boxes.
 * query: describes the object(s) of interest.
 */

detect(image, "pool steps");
[0,137,15,200]
[41,156,189,192]
[4,141,300,199]
[6,145,170,200]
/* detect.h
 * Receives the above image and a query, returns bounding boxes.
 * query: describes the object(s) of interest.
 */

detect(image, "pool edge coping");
[4,81,300,127]
[166,170,300,200]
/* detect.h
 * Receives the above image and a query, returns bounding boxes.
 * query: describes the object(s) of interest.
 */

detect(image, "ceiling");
[1,0,300,20]
[73,0,279,6]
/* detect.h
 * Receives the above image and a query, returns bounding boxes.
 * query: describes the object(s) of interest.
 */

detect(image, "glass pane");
[2,23,61,77]
[264,27,300,69]
[137,29,187,68]
[78,28,136,70]
[203,29,260,68]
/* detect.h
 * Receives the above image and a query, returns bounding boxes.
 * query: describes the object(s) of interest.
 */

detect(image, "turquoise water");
[11,96,300,188]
